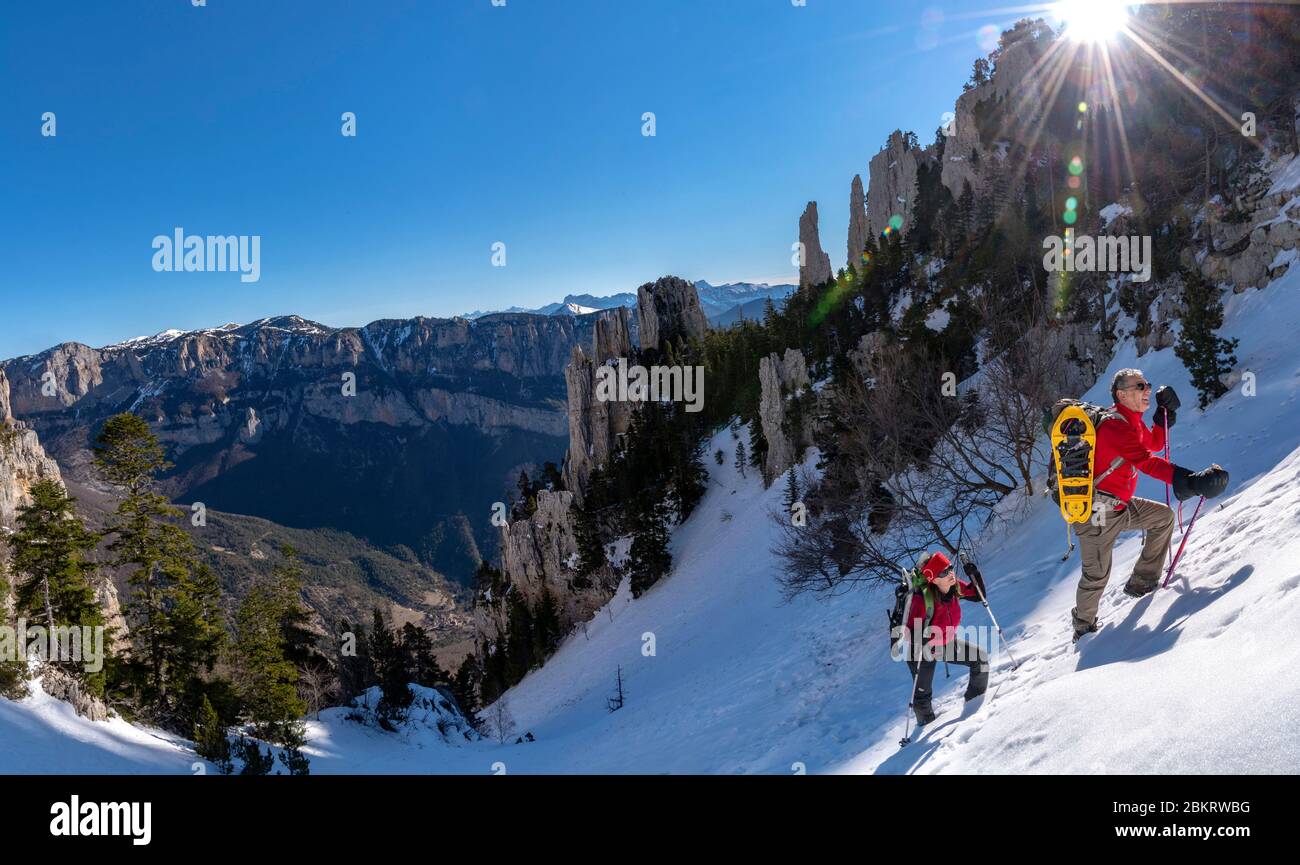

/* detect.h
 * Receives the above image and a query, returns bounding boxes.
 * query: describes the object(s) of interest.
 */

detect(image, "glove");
[1155,386,1179,430]
[1172,464,1230,501]
[962,559,985,597]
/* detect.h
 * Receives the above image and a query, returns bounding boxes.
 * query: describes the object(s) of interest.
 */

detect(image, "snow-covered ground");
[0,677,198,774]
[3,268,1298,774]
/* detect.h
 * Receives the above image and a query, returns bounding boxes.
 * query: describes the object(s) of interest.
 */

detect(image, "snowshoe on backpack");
[1045,400,1121,523]
[1045,399,1128,557]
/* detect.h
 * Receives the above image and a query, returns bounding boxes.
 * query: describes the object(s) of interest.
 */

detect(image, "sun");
[1055,0,1132,43]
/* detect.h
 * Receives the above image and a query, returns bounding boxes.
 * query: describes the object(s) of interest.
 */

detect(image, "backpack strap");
[921,584,938,633]
[1095,455,1127,485]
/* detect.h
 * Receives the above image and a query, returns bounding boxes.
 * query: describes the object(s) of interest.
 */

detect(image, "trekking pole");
[1156,395,1184,534]
[1170,426,1186,533]
[958,551,1021,670]
[1162,411,1176,568]
[893,565,924,747]
[899,661,922,748]
[1162,495,1205,588]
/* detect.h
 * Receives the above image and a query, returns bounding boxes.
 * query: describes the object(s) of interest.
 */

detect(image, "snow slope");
[0,677,197,774]
[2,269,1298,774]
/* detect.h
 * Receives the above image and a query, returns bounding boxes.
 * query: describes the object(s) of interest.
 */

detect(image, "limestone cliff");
[1195,167,1300,292]
[758,349,810,485]
[798,202,834,290]
[480,279,712,653]
[0,369,62,529]
[848,174,870,269]
[637,276,709,353]
[562,307,635,499]
[1,369,124,718]
[0,313,603,581]
[866,131,932,240]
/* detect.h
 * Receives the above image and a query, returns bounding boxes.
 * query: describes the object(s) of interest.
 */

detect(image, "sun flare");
[1055,0,1132,43]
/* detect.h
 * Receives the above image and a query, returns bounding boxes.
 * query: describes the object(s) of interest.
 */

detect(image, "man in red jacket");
[1070,369,1229,641]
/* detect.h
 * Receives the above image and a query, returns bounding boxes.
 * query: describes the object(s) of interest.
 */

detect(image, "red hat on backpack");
[921,551,952,583]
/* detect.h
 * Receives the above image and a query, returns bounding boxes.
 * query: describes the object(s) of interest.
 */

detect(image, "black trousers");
[906,638,990,710]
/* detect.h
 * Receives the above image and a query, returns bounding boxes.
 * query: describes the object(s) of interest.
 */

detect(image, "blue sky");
[0,0,1036,358]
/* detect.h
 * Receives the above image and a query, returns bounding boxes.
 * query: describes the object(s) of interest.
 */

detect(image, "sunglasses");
[1122,382,1153,392]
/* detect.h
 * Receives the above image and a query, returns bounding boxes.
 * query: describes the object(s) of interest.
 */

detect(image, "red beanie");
[921,551,952,583]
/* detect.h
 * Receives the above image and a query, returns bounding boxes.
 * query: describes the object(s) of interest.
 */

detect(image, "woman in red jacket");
[905,551,990,726]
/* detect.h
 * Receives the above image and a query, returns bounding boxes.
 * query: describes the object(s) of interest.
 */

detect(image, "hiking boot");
[1070,607,1098,643]
[1124,577,1158,598]
[913,689,936,726]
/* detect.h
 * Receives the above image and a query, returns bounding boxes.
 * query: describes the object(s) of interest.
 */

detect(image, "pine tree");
[369,609,411,725]
[399,622,446,688]
[0,561,27,698]
[783,467,802,512]
[627,492,672,597]
[232,574,307,744]
[6,479,106,692]
[93,413,223,715]
[530,585,561,660]
[1175,269,1239,408]
[277,723,311,775]
[270,548,318,668]
[747,416,768,471]
[334,618,373,704]
[573,501,606,582]
[193,694,232,774]
[734,440,747,478]
[502,588,535,685]
[233,737,275,775]
[163,561,226,704]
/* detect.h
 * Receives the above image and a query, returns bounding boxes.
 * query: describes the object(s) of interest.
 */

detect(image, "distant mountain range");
[462,280,796,324]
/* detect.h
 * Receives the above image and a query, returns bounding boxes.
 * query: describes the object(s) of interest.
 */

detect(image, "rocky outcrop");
[848,174,870,269]
[866,131,930,240]
[637,276,709,352]
[798,202,834,290]
[40,665,111,722]
[562,308,634,499]
[475,488,610,649]
[2,370,125,718]
[0,369,63,529]
[484,278,712,648]
[1195,170,1300,292]
[937,29,1049,222]
[758,349,810,485]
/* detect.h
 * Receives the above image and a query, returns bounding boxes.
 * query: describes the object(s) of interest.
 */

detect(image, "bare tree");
[297,663,335,721]
[776,307,1062,598]
[484,700,516,745]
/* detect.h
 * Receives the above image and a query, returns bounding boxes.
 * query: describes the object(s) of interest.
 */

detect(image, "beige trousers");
[1072,496,1175,630]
